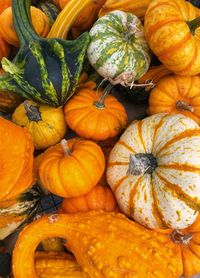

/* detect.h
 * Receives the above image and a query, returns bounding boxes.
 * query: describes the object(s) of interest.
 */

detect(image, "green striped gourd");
[0,0,89,107]
[0,187,41,240]
[37,1,60,26]
[107,113,200,229]
[87,10,151,87]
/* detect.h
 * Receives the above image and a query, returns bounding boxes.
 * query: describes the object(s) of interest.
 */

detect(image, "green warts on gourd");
[0,0,90,107]
[87,10,151,87]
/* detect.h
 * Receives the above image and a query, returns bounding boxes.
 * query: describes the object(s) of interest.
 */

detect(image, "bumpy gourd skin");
[12,211,183,278]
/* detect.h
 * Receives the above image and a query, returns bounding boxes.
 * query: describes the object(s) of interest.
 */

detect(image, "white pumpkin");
[107,113,200,229]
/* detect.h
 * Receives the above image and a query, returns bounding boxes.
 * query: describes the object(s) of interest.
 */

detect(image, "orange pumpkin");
[35,138,105,198]
[64,87,128,141]
[0,117,35,201]
[0,36,10,61]
[148,75,200,124]
[0,0,11,14]
[0,6,50,46]
[59,184,118,214]
[144,0,200,76]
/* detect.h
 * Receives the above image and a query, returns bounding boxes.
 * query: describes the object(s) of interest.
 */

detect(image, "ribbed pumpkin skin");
[107,113,200,229]
[0,117,35,201]
[12,100,67,150]
[0,0,11,14]
[144,0,200,76]
[148,75,200,125]
[0,187,40,240]
[12,211,183,278]
[64,88,127,141]
[36,138,105,198]
[0,6,50,46]
[0,36,10,61]
[87,10,151,85]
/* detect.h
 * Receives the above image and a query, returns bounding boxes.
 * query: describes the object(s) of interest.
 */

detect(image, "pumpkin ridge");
[152,114,169,151]
[128,176,142,217]
[112,175,129,193]
[157,129,200,155]
[177,44,198,74]
[137,121,146,152]
[68,108,96,130]
[106,109,126,129]
[117,139,136,153]
[159,164,200,173]
[155,171,200,211]
[108,162,129,167]
[145,1,179,18]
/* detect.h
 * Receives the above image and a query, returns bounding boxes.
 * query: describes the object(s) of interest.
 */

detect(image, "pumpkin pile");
[1,0,200,277]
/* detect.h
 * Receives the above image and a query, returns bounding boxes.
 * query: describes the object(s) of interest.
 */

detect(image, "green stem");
[187,16,200,35]
[94,82,114,109]
[12,0,39,46]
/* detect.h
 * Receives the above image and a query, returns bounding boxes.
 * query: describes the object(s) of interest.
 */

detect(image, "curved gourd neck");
[187,16,200,35]
[12,0,40,46]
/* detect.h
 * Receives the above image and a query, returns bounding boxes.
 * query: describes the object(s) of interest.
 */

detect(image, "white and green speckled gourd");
[87,10,151,86]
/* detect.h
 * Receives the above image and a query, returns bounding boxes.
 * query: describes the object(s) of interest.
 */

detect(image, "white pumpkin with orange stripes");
[107,113,200,229]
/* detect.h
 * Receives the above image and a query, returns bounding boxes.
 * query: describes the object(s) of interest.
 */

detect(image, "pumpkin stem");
[94,82,114,109]
[24,100,42,122]
[60,139,71,156]
[187,16,200,35]
[170,230,193,245]
[176,100,194,112]
[127,153,157,176]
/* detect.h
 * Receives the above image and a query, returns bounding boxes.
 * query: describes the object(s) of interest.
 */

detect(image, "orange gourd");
[0,36,10,61]
[35,138,105,198]
[12,211,183,278]
[0,6,50,46]
[0,0,11,14]
[0,117,35,201]
[148,75,200,124]
[59,184,118,214]
[64,87,128,141]
[144,0,200,76]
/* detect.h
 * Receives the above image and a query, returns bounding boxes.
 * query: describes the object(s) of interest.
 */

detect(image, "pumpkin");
[0,36,10,61]
[148,75,200,125]
[0,70,23,113]
[35,138,105,198]
[0,187,41,240]
[12,100,67,150]
[0,117,35,201]
[0,0,11,15]
[12,211,183,278]
[99,0,152,20]
[0,6,50,46]
[144,0,200,76]
[87,10,151,86]
[64,87,128,141]
[107,113,200,229]
[0,0,90,107]
[58,0,105,31]
[59,184,118,214]
[35,251,83,277]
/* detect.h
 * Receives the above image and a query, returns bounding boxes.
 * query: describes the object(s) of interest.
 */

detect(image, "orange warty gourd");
[0,117,35,201]
[12,211,183,278]
[64,87,128,141]
[148,75,200,124]
[144,0,200,76]
[35,138,105,198]
[59,184,118,214]
[0,6,50,46]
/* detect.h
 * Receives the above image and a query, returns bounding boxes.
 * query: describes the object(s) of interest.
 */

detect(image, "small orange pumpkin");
[0,117,35,201]
[0,6,50,46]
[59,184,118,214]
[0,36,10,61]
[35,138,105,198]
[148,75,200,124]
[0,0,11,14]
[64,87,128,141]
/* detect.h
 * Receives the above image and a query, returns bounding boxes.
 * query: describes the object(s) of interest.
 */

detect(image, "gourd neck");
[127,153,157,176]
[176,100,194,112]
[24,100,42,122]
[187,16,200,35]
[170,230,193,245]
[12,0,39,46]
[94,83,113,109]
[60,139,71,156]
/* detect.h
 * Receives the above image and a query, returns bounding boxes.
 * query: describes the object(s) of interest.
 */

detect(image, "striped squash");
[87,10,151,87]
[0,187,41,240]
[107,113,200,229]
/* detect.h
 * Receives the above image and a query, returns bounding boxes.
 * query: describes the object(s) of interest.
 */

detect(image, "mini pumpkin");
[148,75,200,125]
[0,117,35,201]
[0,0,11,14]
[35,138,105,198]
[107,113,200,229]
[59,184,118,214]
[144,0,200,76]
[0,6,50,46]
[64,87,127,141]
[0,36,10,61]
[12,100,67,150]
